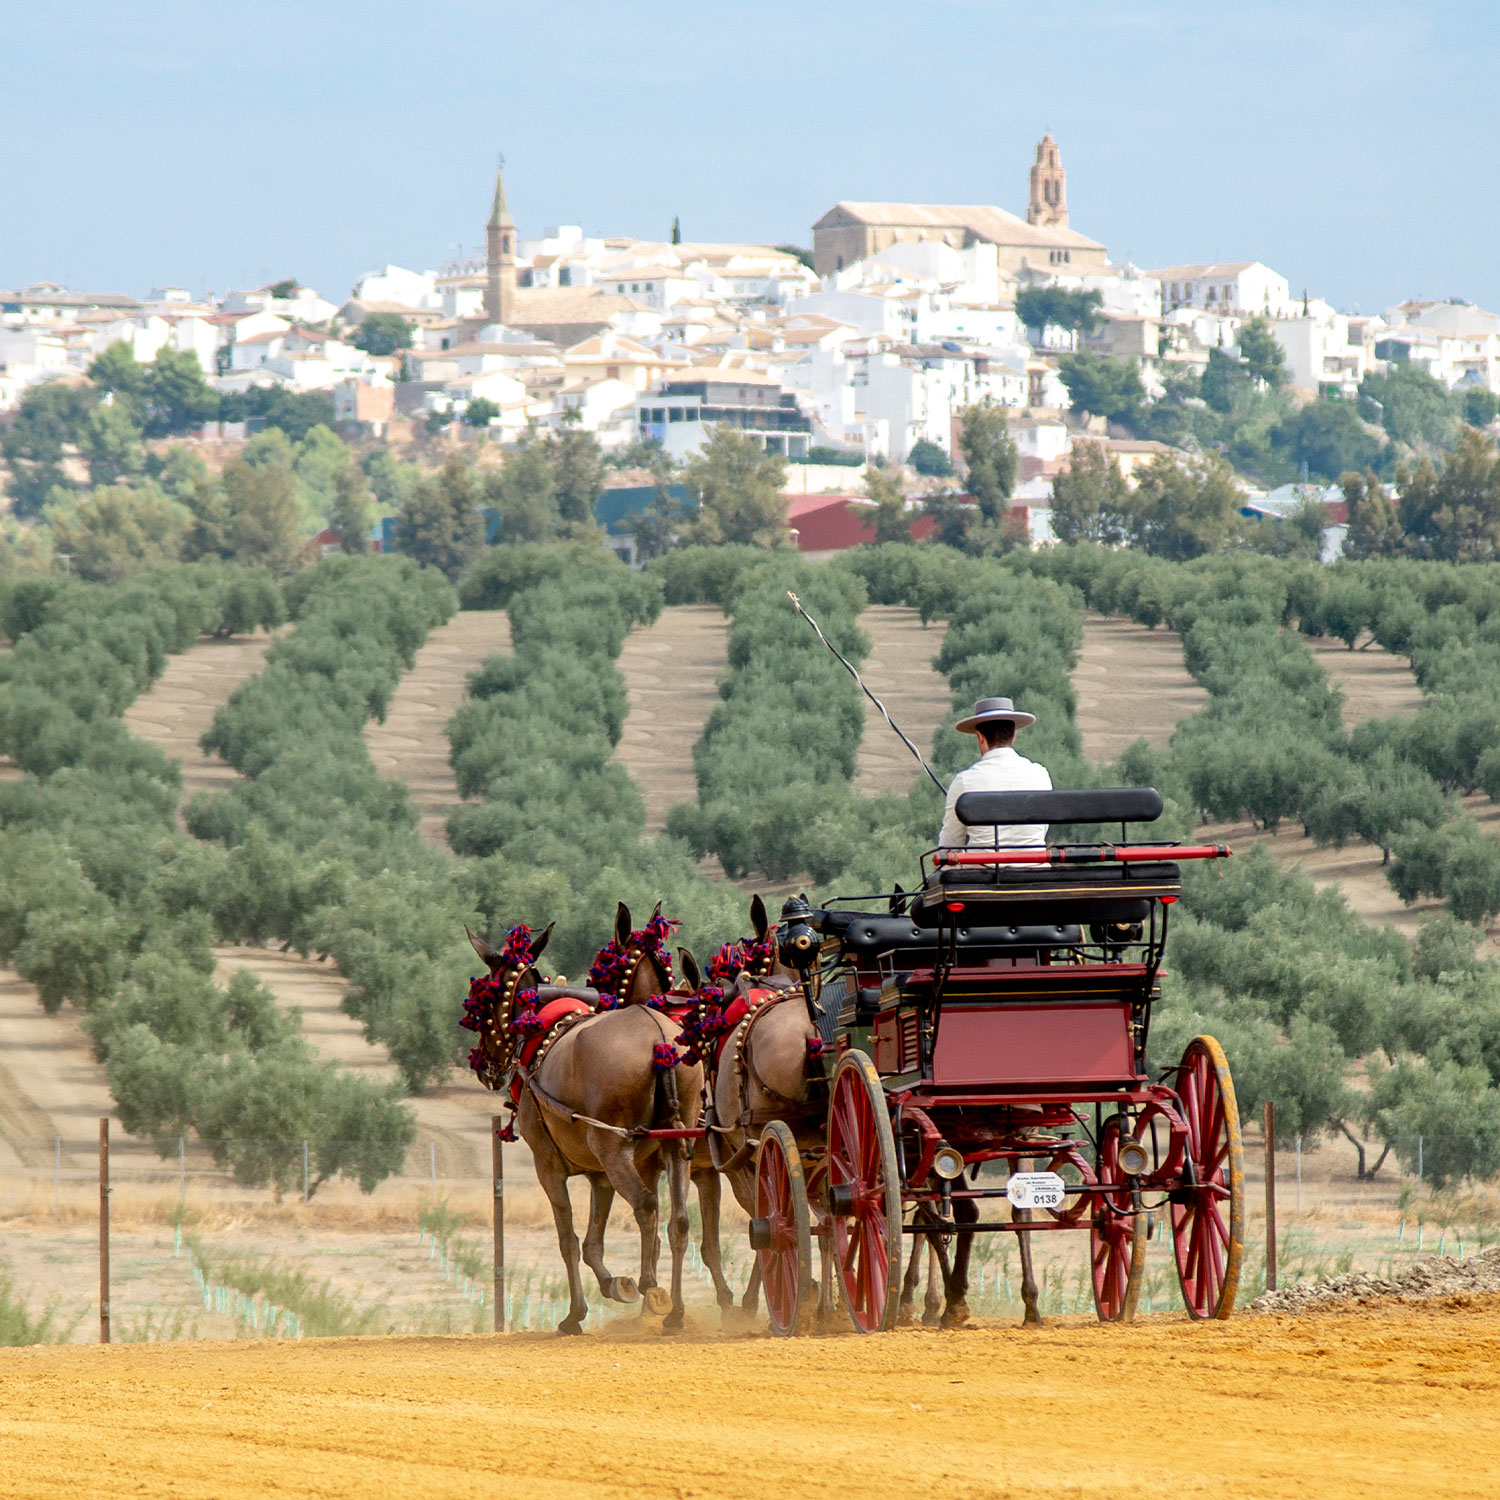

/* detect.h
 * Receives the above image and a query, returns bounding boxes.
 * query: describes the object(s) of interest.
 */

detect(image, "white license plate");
[1006,1170,1066,1211]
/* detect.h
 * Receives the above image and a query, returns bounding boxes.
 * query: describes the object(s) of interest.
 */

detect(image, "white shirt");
[937,745,1053,849]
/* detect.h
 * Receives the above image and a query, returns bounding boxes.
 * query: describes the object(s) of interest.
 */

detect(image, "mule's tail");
[653,1056,686,1135]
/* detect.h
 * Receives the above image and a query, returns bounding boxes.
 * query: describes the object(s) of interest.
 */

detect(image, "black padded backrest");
[954,786,1164,827]
[823,911,1080,957]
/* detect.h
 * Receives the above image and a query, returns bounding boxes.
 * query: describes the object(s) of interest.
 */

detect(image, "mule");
[464,905,701,1334]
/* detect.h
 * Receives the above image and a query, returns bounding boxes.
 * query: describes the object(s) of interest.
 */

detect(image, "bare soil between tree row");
[0,630,501,1185]
[365,609,513,847]
[120,631,278,818]
[2,1295,1498,1499]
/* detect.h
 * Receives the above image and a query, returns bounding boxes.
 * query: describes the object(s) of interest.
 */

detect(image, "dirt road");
[2,1298,1497,1499]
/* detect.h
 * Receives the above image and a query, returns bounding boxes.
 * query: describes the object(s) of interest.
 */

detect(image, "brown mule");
[465,909,700,1335]
[693,896,839,1324]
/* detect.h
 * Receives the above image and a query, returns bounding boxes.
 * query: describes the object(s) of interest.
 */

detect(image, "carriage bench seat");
[912,861,1181,927]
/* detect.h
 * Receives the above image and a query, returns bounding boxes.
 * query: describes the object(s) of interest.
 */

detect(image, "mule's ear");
[650,899,662,920]
[615,902,631,947]
[750,893,768,940]
[889,883,908,916]
[531,921,554,963]
[677,947,701,993]
[467,926,502,971]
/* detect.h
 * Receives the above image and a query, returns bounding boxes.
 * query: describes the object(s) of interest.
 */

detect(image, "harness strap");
[740,994,812,1112]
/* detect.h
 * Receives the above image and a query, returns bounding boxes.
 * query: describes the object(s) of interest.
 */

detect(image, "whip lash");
[786,590,946,794]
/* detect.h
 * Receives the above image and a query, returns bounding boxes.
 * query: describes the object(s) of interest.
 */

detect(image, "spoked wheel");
[825,1050,902,1334]
[1090,1115,1145,1322]
[1171,1035,1245,1320]
[751,1121,812,1337]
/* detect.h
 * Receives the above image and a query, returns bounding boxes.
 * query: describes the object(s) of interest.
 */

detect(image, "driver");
[937,697,1050,849]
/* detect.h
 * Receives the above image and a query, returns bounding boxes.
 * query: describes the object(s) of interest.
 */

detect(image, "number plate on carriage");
[1006,1172,1066,1211]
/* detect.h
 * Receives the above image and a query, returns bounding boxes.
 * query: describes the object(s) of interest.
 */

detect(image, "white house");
[221,282,340,324]
[1149,262,1292,319]
[350,264,442,310]
[0,328,69,410]
[1268,300,1374,397]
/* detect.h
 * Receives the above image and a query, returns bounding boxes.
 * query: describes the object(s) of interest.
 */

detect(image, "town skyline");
[6,0,1498,312]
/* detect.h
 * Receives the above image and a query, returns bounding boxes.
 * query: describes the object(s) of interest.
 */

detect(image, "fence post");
[302,1140,309,1205]
[491,1116,505,1333]
[98,1117,110,1345]
[1295,1134,1302,1213]
[1417,1135,1423,1188]
[1263,1100,1277,1292]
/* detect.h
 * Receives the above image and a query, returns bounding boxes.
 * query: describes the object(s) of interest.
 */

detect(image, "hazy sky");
[5,1,1497,312]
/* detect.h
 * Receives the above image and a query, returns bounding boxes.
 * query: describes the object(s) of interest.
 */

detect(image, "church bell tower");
[485,154,516,325]
[1027,133,1068,230]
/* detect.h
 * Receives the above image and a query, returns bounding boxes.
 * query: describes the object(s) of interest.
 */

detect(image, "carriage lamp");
[1118,1137,1150,1176]
[932,1145,966,1181]
[777,896,820,972]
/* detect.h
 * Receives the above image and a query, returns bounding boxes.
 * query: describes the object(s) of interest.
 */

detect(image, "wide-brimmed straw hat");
[955,696,1036,734]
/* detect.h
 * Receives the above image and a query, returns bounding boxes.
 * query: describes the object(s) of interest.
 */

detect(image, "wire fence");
[2,1125,1497,1347]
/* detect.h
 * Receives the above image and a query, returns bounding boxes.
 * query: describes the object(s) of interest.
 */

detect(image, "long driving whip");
[787,591,946,794]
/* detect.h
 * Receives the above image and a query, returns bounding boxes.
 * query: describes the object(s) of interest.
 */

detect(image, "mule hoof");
[609,1276,639,1303]
[642,1286,671,1316]
[716,1290,736,1310]
[940,1300,970,1330]
[661,1310,685,1334]
[921,1306,943,1328]
[897,1301,915,1328]
[557,1317,585,1336]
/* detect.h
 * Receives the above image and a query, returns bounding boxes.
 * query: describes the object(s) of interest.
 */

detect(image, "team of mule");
[460,783,1247,1337]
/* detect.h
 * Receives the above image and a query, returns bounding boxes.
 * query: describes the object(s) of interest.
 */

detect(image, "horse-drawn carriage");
[747,785,1245,1334]
[462,785,1245,1336]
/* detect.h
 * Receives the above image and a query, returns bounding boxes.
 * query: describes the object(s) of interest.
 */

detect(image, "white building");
[1267,299,1375,397]
[221,282,340,324]
[1149,262,1292,319]
[350,264,442,310]
[634,374,812,460]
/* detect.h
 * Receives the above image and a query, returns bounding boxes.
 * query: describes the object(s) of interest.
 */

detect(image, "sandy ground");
[121,631,278,815]
[614,603,728,833]
[2,1297,1498,1499]
[853,606,952,796]
[365,610,513,847]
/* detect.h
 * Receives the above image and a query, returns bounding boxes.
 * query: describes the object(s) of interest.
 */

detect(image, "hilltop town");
[4,136,1498,564]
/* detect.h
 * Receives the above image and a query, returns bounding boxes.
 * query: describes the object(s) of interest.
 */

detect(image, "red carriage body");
[748,787,1247,1335]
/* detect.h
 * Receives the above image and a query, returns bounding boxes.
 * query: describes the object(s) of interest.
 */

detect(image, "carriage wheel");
[1090,1115,1145,1322]
[752,1122,812,1337]
[1171,1035,1245,1320]
[826,1050,902,1334]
